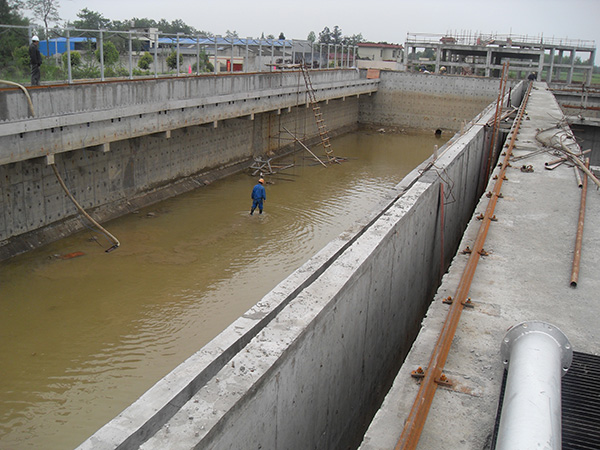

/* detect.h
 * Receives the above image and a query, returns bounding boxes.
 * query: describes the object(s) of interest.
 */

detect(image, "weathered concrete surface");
[76,82,527,449]
[359,71,504,132]
[359,82,600,449]
[0,70,377,165]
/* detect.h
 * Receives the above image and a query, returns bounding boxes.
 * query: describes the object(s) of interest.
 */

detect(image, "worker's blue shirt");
[251,184,266,201]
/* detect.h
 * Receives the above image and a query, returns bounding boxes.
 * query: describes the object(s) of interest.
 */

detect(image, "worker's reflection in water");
[250,178,266,215]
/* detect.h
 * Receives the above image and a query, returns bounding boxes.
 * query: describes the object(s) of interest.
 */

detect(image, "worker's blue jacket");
[252,184,266,201]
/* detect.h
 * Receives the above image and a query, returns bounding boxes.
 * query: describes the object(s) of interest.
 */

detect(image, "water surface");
[0,129,448,449]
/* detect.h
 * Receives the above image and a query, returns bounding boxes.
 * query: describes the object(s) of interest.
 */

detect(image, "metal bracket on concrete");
[411,367,425,379]
[476,213,498,221]
[213,121,218,128]
[46,154,55,165]
[443,296,474,308]
[435,374,453,387]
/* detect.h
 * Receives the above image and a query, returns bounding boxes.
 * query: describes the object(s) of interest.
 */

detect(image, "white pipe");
[496,321,572,450]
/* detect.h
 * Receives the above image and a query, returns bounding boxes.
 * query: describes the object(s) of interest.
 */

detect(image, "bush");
[73,63,101,80]
[138,52,153,70]
[62,51,82,68]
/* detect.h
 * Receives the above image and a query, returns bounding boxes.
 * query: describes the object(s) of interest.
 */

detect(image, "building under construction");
[404,32,596,85]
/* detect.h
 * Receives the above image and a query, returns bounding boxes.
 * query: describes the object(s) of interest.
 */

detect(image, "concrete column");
[319,43,323,69]
[334,44,338,68]
[547,47,555,82]
[586,48,596,86]
[485,48,492,77]
[567,49,576,84]
[435,44,441,73]
[556,49,563,80]
[536,50,544,81]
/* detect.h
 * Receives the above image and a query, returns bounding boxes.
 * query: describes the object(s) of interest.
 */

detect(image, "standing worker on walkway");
[250,178,266,215]
[29,35,42,86]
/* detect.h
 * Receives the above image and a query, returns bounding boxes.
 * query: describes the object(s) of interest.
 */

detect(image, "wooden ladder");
[301,65,337,163]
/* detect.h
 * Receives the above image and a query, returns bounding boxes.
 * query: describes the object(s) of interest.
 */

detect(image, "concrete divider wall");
[0,97,359,260]
[77,89,519,448]
[0,69,364,121]
[359,71,504,132]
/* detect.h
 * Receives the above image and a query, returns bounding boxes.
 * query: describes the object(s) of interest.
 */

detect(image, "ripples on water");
[0,129,448,448]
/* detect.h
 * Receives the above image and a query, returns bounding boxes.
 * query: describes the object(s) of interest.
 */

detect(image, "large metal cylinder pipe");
[496,321,572,450]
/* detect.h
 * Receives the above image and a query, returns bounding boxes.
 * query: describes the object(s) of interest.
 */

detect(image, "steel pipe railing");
[496,321,572,450]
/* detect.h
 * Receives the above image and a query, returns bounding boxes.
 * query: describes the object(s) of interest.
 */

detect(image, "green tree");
[26,0,61,57]
[138,51,153,70]
[343,33,364,46]
[13,44,31,70]
[0,0,30,65]
[95,40,119,65]
[307,31,316,43]
[70,8,110,29]
[331,26,342,45]
[166,51,182,70]
[318,27,331,44]
[278,32,285,40]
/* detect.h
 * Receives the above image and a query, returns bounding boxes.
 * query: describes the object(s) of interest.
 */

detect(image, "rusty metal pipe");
[570,158,589,287]
[574,165,583,188]
[395,77,532,450]
[545,156,567,166]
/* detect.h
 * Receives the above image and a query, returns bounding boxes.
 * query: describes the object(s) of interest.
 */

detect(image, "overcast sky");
[37,0,600,63]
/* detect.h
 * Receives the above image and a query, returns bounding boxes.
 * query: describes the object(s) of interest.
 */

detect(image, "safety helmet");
[258,178,264,184]
[32,35,39,42]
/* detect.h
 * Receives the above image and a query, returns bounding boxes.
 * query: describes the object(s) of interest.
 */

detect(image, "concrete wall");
[0,96,360,260]
[77,81,528,447]
[359,71,506,132]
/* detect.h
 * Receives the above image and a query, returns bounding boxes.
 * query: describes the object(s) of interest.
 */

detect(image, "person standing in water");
[250,178,266,215]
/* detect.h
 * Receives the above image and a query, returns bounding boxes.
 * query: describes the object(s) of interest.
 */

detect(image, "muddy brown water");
[0,129,448,449]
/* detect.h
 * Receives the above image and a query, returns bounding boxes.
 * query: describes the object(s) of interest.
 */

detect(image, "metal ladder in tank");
[300,64,337,163]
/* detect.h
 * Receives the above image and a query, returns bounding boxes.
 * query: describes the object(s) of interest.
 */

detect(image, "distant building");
[37,37,96,57]
[356,42,404,71]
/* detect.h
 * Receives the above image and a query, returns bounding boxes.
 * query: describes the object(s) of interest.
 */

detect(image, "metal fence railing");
[0,24,359,86]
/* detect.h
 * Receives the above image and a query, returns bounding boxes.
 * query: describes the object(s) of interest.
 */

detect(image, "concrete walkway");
[360,81,600,449]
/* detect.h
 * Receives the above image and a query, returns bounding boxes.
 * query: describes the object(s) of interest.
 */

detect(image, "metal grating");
[492,351,600,450]
[562,351,600,450]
